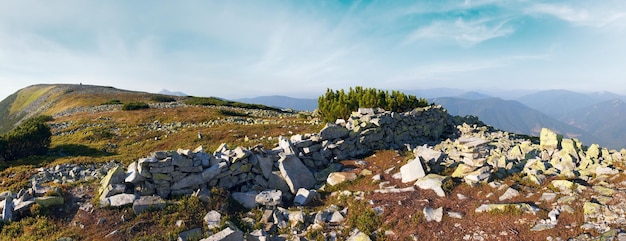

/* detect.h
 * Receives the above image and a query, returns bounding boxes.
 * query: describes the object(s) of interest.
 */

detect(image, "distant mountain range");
[235,89,626,149]
[431,97,603,147]
[159,89,188,96]
[235,96,318,112]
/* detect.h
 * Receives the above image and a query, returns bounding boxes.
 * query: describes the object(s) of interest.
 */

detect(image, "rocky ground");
[2,105,626,241]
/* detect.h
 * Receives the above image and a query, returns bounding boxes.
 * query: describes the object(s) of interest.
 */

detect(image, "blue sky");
[1,0,626,100]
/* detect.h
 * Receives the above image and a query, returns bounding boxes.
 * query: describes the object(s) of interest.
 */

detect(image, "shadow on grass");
[51,144,116,158]
[0,144,116,171]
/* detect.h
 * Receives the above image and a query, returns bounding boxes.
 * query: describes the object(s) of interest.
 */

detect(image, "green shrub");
[217,109,249,117]
[150,95,176,102]
[347,199,381,236]
[0,116,51,162]
[317,86,428,123]
[101,99,122,105]
[185,97,281,111]
[122,102,150,111]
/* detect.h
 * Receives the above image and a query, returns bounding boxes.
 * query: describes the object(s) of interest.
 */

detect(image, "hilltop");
[1,84,626,240]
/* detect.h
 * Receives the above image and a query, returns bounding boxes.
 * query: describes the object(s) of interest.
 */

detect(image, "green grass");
[9,85,55,114]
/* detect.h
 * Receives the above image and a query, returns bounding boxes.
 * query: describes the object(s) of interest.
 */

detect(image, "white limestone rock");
[400,157,426,183]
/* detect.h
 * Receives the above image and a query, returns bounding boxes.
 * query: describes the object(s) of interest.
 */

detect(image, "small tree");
[317,87,428,123]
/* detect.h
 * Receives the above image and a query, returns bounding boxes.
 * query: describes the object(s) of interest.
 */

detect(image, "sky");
[1,0,626,100]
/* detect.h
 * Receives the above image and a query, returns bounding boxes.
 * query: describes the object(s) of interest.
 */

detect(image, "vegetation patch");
[9,85,55,115]
[185,97,281,111]
[0,116,52,163]
[317,86,429,123]
[149,95,176,103]
[101,99,122,105]
[346,199,382,236]
[217,109,249,117]
[122,102,150,111]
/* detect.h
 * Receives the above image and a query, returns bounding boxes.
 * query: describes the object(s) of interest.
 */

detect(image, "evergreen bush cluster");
[122,102,150,111]
[0,116,52,162]
[317,86,429,123]
[150,95,176,102]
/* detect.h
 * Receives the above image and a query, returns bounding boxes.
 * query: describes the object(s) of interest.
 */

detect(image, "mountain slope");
[560,99,626,149]
[236,95,318,111]
[517,89,604,118]
[432,97,602,145]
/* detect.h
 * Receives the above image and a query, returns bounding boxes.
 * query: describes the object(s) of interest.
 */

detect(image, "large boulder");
[278,154,316,193]
[103,194,137,207]
[540,128,560,151]
[319,124,349,140]
[232,192,258,209]
[98,165,125,198]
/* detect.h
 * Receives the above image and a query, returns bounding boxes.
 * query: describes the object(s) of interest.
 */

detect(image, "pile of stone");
[0,161,117,222]
[395,124,626,235]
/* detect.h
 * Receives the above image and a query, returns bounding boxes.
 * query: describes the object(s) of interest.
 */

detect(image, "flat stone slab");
[400,157,425,183]
[414,174,446,197]
[200,227,243,241]
[104,193,137,207]
[475,203,540,215]
[327,172,357,186]
[133,196,166,214]
[498,188,520,201]
[423,207,443,222]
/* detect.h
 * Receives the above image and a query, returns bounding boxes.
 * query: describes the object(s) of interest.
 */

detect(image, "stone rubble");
[3,106,626,240]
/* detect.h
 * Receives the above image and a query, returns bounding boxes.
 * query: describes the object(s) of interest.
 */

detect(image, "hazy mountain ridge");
[431,97,604,146]
[235,95,318,111]
[159,89,188,96]
[560,99,626,149]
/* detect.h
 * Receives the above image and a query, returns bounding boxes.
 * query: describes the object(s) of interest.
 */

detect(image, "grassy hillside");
[0,84,317,167]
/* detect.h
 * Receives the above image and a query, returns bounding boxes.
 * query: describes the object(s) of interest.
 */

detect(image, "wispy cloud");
[389,53,551,87]
[402,17,515,47]
[526,3,626,28]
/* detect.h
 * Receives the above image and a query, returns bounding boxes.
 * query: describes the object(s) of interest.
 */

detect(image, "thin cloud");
[402,17,515,47]
[526,3,626,28]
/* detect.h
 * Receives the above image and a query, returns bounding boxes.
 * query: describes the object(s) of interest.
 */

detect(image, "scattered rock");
[400,157,426,183]
[414,174,447,197]
[204,210,222,230]
[200,227,243,241]
[327,172,357,186]
[423,207,443,222]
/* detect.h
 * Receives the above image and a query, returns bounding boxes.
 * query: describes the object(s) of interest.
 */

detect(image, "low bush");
[101,99,122,105]
[122,102,150,111]
[185,97,281,111]
[0,116,51,163]
[150,95,176,102]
